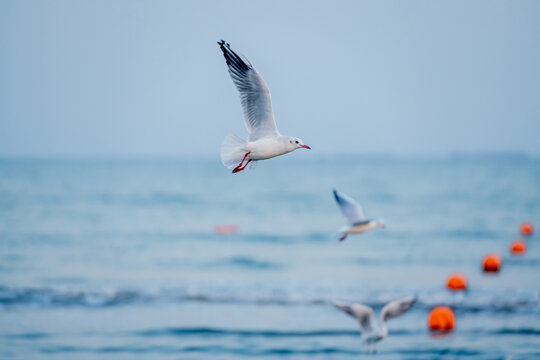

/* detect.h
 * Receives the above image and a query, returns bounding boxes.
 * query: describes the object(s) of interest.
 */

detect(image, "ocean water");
[0,156,539,359]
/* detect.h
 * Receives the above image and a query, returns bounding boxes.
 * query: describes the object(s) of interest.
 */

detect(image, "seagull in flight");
[334,296,416,354]
[218,40,310,173]
[333,189,385,241]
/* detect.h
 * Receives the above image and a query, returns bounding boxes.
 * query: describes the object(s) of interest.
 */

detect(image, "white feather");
[220,134,248,169]
[333,189,365,224]
[218,41,279,141]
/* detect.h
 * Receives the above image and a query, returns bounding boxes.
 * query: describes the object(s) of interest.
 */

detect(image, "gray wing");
[218,41,279,141]
[333,189,365,224]
[380,296,416,324]
[333,302,375,333]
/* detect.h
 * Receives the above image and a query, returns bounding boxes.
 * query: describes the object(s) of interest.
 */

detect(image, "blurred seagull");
[218,40,310,173]
[333,189,385,241]
[334,296,416,354]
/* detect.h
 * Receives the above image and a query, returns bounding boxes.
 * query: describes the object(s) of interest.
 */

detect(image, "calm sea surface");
[1,156,539,359]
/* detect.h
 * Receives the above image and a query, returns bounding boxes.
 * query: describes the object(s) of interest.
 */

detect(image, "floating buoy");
[482,253,502,272]
[520,222,534,236]
[446,273,468,291]
[428,306,455,331]
[214,224,238,235]
[510,240,527,255]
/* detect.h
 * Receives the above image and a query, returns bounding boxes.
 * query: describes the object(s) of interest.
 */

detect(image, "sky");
[1,0,539,158]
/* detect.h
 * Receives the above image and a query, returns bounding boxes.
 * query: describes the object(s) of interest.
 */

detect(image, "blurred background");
[2,0,540,158]
[1,1,539,359]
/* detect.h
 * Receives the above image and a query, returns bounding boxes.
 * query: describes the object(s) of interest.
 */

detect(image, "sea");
[1,155,539,359]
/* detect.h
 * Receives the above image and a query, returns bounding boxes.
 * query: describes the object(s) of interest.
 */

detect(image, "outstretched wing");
[333,189,365,224]
[218,40,279,141]
[380,296,416,323]
[333,302,375,333]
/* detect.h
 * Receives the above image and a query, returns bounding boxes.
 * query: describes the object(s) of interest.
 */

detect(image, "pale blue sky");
[1,0,539,157]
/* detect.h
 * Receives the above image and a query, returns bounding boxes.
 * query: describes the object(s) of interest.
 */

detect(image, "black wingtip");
[333,189,339,201]
[217,40,250,72]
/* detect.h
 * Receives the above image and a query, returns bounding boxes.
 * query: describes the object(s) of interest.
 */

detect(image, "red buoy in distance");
[214,224,238,235]
[446,273,468,291]
[510,240,526,255]
[520,222,534,236]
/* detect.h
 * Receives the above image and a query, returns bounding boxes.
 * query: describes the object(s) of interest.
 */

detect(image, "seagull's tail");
[332,226,350,242]
[221,134,249,169]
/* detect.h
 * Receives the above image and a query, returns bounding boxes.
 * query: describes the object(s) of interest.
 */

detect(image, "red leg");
[233,159,252,173]
[232,152,251,173]
[239,159,252,171]
[339,234,347,242]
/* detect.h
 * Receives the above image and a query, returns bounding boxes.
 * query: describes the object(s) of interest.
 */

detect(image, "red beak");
[301,145,311,149]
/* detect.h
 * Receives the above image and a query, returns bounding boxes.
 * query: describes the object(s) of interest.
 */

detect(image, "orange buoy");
[520,222,534,236]
[482,253,502,272]
[446,273,468,291]
[214,224,238,235]
[428,306,455,331]
[510,240,527,255]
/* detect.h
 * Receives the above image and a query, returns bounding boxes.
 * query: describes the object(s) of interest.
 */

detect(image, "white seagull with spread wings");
[218,40,310,173]
[334,296,416,354]
[333,189,385,241]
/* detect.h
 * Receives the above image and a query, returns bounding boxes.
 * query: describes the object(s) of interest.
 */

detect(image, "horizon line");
[0,151,537,162]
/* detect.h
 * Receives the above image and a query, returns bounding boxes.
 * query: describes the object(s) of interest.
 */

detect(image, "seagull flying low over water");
[218,40,310,173]
[334,296,416,354]
[333,189,385,241]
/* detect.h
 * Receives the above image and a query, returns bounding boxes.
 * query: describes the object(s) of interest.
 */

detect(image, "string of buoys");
[429,221,535,333]
[218,220,536,334]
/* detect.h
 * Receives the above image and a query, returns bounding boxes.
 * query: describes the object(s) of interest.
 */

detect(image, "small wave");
[234,232,335,244]
[236,233,301,243]
[40,344,364,356]
[4,332,50,339]
[0,286,149,307]
[444,229,498,240]
[136,327,361,338]
[495,328,540,335]
[1,285,538,314]
[33,343,540,357]
[93,192,195,206]
[256,347,361,356]
[7,327,538,344]
[134,326,540,339]
[214,232,331,244]
[399,348,483,356]
[504,258,540,267]
[215,256,283,270]
[131,231,335,244]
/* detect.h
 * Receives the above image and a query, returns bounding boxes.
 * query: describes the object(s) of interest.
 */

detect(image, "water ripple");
[1,285,538,314]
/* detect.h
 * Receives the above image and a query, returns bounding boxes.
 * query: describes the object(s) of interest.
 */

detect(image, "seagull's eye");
[295,141,299,144]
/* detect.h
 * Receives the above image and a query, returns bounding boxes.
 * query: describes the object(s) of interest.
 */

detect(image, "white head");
[286,136,310,151]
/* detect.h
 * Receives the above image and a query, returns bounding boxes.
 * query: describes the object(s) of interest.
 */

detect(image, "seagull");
[333,189,385,241]
[334,296,416,354]
[217,40,310,173]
